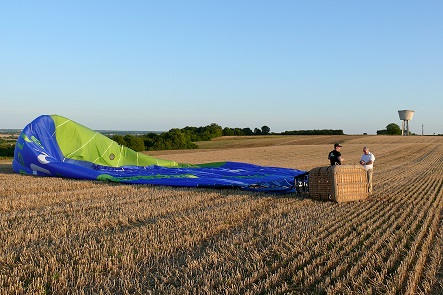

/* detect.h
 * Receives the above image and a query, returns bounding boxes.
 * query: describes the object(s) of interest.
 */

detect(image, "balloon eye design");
[109,153,115,160]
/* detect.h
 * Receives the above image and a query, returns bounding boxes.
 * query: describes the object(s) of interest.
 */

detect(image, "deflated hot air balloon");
[13,115,308,193]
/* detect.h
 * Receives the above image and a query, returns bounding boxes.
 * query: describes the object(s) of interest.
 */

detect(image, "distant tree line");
[2,122,424,157]
[111,123,221,151]
[111,124,272,151]
[281,129,344,135]
[377,123,402,135]
[222,126,271,136]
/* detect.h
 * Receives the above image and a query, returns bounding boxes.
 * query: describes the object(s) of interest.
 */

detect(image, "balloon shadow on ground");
[0,163,14,174]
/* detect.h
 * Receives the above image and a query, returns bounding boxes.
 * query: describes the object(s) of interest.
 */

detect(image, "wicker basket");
[308,165,369,202]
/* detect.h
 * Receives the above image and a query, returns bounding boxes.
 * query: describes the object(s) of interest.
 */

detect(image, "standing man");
[328,143,344,165]
[360,146,375,194]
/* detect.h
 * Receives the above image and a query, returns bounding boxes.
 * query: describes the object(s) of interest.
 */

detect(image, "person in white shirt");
[360,146,375,194]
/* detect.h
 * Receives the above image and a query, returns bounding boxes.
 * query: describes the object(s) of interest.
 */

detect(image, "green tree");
[143,133,160,150]
[111,135,126,146]
[124,135,145,152]
[154,129,197,150]
[182,123,222,141]
[206,123,223,138]
[233,128,243,136]
[386,123,402,135]
[182,126,199,141]
[261,126,270,134]
[223,127,235,136]
[242,128,253,135]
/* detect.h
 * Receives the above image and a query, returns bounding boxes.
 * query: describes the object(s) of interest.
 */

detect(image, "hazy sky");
[1,1,442,134]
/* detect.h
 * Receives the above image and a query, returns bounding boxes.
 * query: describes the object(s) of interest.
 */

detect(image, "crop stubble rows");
[0,136,442,294]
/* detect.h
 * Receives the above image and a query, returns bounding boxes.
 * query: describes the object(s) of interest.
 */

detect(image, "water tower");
[398,110,414,135]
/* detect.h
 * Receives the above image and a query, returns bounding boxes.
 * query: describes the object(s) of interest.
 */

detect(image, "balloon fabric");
[13,115,308,193]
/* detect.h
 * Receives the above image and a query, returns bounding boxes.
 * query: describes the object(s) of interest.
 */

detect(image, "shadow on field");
[0,163,14,174]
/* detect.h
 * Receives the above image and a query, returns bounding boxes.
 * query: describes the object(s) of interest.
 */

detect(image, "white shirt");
[361,152,375,170]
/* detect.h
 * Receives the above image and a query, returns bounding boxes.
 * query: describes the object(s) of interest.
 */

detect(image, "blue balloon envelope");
[13,115,308,193]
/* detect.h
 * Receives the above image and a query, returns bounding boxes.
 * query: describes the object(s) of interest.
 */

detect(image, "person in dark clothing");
[328,143,344,165]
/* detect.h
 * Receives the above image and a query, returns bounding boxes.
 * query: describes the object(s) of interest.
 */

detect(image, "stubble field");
[1,135,442,294]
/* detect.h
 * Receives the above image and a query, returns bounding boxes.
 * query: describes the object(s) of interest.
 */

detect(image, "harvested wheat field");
[1,135,443,294]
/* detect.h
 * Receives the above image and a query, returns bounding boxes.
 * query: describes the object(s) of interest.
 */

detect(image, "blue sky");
[1,1,442,134]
